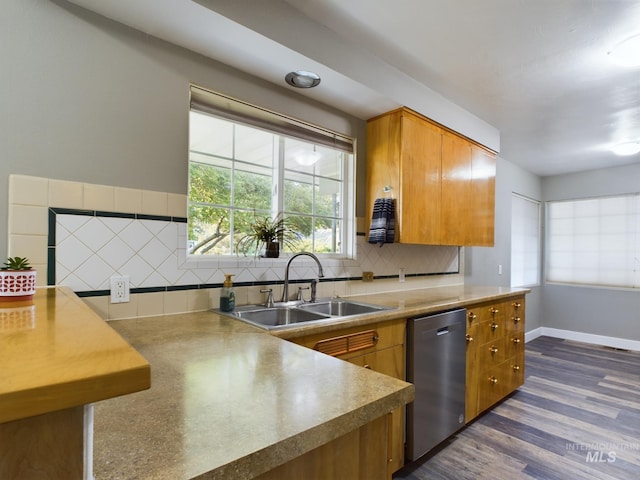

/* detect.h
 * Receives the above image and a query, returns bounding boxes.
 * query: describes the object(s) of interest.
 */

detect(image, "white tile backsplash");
[8,174,463,320]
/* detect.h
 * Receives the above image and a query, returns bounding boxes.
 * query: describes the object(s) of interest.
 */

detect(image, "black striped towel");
[368,198,396,246]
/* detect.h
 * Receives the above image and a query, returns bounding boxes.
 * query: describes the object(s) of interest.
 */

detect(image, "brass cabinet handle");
[512,316,521,323]
[466,334,474,342]
[490,307,500,315]
[491,322,499,331]
[512,302,521,309]
[489,345,499,354]
[512,365,521,371]
[489,376,498,384]
[468,312,477,321]
[512,338,521,344]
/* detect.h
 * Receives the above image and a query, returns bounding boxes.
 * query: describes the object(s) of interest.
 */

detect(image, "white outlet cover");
[110,275,130,303]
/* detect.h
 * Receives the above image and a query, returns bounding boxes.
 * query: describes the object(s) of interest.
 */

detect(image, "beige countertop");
[93,284,528,479]
[0,287,150,423]
[93,312,414,480]
[270,284,529,340]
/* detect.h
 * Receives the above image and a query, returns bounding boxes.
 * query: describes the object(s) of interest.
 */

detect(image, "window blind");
[546,194,640,288]
[190,84,354,154]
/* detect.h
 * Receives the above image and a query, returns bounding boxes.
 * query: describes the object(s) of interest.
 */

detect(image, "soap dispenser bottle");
[220,274,236,312]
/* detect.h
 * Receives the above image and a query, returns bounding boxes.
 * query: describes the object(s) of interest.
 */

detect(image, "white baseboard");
[525,326,640,352]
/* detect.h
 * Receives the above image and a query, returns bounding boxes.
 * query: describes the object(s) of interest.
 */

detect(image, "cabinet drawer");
[477,360,511,413]
[507,352,525,392]
[477,337,508,367]
[476,317,504,345]
[348,345,405,380]
[506,331,525,359]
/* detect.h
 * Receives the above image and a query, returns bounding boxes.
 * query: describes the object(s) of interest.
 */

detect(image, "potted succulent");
[236,213,301,258]
[0,257,37,304]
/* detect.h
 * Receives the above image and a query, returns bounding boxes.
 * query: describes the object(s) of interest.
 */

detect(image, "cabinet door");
[440,131,472,245]
[400,112,442,244]
[470,145,496,246]
[366,111,402,239]
[349,346,405,475]
[465,320,480,422]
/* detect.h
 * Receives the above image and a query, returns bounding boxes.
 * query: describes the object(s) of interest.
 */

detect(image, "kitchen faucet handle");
[260,288,274,308]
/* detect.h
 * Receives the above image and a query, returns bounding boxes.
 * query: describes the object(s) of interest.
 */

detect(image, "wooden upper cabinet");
[366,107,496,246]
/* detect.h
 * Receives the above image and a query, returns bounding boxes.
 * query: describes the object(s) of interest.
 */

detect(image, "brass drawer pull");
[490,307,500,315]
[468,312,477,322]
[512,302,521,309]
[512,316,521,323]
[512,338,521,344]
[512,365,521,371]
[489,345,499,354]
[466,334,474,343]
[489,376,498,385]
[491,322,499,331]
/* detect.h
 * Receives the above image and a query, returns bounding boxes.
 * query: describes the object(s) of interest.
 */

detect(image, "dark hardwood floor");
[393,336,640,480]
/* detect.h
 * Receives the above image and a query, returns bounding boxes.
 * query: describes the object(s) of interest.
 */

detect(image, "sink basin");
[297,299,390,316]
[235,307,329,327]
[217,297,394,330]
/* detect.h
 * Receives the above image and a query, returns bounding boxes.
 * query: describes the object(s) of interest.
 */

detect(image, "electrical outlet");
[110,275,130,303]
[399,267,406,283]
[362,271,374,282]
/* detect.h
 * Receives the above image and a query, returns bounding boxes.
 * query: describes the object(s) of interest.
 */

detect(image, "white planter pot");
[0,270,37,302]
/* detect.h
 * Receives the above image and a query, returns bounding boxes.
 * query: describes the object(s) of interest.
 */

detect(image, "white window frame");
[187,84,356,261]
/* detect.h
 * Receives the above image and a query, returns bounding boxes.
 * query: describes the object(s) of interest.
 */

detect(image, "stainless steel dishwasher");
[406,308,467,461]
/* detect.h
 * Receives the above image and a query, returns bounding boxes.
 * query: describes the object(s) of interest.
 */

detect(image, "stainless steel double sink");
[217,298,393,329]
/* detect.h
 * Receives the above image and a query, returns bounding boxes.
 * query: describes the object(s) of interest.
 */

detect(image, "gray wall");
[1,0,365,258]
[465,156,543,332]
[541,162,640,341]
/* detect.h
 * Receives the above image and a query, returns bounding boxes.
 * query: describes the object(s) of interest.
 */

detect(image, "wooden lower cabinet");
[0,406,85,479]
[289,319,406,477]
[255,414,388,480]
[465,296,526,423]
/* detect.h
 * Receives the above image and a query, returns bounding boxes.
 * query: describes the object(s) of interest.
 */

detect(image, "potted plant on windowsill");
[236,213,301,258]
[0,257,37,305]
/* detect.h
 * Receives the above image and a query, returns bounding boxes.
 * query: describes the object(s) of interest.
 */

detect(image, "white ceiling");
[66,0,640,177]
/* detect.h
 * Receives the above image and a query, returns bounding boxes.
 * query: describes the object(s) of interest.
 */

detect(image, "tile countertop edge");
[270,285,531,340]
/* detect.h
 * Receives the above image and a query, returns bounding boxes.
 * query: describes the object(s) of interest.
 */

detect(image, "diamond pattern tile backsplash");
[53,209,459,293]
[55,214,187,291]
[8,174,461,322]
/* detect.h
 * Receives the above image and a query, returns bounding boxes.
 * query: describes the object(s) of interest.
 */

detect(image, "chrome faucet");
[280,252,325,303]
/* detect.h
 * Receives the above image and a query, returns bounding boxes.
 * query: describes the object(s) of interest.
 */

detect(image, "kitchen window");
[546,193,640,288]
[511,193,541,287]
[187,85,355,257]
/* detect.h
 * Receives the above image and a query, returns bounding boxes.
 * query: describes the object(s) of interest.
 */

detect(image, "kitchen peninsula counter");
[0,287,150,423]
[94,312,414,479]
[0,287,150,479]
[93,284,527,480]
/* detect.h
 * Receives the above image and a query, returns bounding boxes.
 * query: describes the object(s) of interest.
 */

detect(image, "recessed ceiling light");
[285,70,321,88]
[608,34,640,67]
[612,141,640,156]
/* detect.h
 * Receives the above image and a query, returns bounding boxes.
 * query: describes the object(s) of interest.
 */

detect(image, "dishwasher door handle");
[436,327,449,336]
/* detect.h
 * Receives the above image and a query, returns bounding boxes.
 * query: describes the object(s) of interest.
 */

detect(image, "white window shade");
[546,194,640,288]
[511,194,541,287]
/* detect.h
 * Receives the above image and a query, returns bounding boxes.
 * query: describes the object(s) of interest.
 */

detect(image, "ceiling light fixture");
[611,141,640,156]
[608,34,640,67]
[285,70,321,88]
